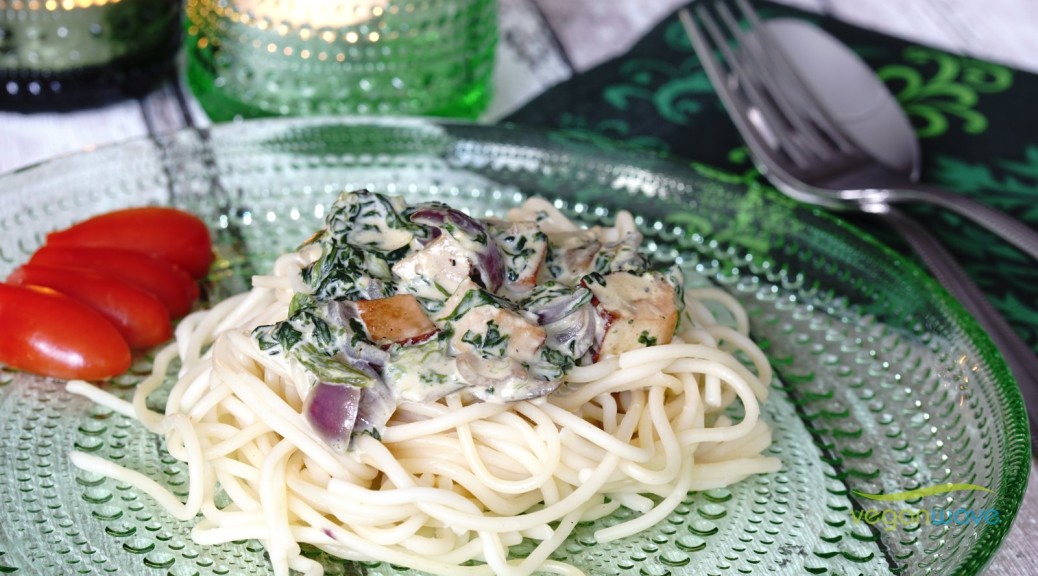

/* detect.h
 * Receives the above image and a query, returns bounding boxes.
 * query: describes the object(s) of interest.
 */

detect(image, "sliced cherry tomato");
[29,246,199,318]
[46,206,215,279]
[0,284,131,380]
[8,264,172,350]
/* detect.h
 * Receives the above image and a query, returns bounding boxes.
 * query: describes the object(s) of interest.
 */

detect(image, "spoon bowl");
[751,19,1038,260]
[766,19,920,179]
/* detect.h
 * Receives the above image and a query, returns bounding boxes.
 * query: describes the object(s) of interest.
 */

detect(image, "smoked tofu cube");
[356,294,437,345]
[492,221,548,292]
[437,281,547,360]
[392,235,472,304]
[584,272,678,358]
[450,303,547,360]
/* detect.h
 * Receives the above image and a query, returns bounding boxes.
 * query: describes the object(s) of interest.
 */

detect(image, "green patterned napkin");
[505,0,1038,352]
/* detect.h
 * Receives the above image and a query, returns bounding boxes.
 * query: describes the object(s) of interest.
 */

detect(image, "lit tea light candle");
[186,0,496,119]
[42,0,125,10]
[232,0,390,28]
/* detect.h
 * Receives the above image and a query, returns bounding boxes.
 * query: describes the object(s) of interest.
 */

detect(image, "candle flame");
[231,0,390,29]
[27,0,124,9]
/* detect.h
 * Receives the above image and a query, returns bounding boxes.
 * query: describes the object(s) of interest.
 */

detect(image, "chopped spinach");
[638,331,659,347]
[441,289,517,322]
[294,344,374,386]
[460,320,510,357]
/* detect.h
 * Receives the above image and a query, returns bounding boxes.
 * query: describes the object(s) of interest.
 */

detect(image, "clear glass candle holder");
[185,0,497,121]
[0,0,181,111]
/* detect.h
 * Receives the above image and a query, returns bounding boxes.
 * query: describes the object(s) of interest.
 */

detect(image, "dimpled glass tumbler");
[185,0,497,121]
[0,0,181,111]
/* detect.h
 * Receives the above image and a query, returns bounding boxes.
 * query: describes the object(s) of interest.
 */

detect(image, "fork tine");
[714,1,842,162]
[678,7,778,165]
[684,4,816,169]
[678,8,749,134]
[731,0,862,156]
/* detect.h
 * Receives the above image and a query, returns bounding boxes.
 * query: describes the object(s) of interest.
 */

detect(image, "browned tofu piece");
[356,294,437,345]
[450,303,547,359]
[392,234,472,303]
[585,272,678,358]
[493,221,548,291]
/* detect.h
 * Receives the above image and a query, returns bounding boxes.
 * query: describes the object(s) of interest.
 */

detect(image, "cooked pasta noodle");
[68,200,781,576]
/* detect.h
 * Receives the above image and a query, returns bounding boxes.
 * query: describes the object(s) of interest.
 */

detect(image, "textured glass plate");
[0,117,1029,576]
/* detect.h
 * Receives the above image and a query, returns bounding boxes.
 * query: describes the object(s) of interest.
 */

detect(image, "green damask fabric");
[506,0,1038,351]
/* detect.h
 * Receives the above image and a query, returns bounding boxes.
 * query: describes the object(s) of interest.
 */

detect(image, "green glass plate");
[0,117,1028,576]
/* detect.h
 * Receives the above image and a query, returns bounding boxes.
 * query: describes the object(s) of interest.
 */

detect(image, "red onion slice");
[409,205,505,292]
[304,382,361,453]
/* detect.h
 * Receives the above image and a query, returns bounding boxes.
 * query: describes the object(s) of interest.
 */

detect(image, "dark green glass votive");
[0,0,181,111]
[185,0,497,121]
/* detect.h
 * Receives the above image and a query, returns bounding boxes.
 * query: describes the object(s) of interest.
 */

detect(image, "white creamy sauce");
[383,339,464,402]
[348,225,413,252]
[263,191,680,442]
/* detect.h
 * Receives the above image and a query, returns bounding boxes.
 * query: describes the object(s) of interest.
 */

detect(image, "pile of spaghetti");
[68,194,780,576]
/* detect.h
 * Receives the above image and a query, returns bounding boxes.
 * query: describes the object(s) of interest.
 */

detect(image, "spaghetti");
[68,195,780,576]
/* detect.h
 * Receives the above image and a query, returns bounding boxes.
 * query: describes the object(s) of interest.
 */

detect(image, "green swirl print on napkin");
[506,0,1038,353]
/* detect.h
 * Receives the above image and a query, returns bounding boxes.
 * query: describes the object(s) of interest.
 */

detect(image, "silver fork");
[682,0,1038,261]
[680,0,1038,444]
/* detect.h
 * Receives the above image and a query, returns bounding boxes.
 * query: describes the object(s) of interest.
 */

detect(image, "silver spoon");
[763,18,1038,261]
[697,14,1038,447]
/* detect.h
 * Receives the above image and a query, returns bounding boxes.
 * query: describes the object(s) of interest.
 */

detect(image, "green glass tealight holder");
[0,0,181,111]
[185,0,497,121]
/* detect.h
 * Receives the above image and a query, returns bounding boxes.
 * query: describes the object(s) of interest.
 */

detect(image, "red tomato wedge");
[0,284,131,380]
[29,246,200,318]
[46,207,215,279]
[8,264,173,350]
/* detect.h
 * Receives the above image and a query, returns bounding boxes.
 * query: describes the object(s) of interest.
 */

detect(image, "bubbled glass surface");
[185,0,497,120]
[0,0,180,110]
[0,117,1029,576]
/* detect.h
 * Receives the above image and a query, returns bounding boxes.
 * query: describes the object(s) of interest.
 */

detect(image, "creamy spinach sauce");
[254,190,683,449]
